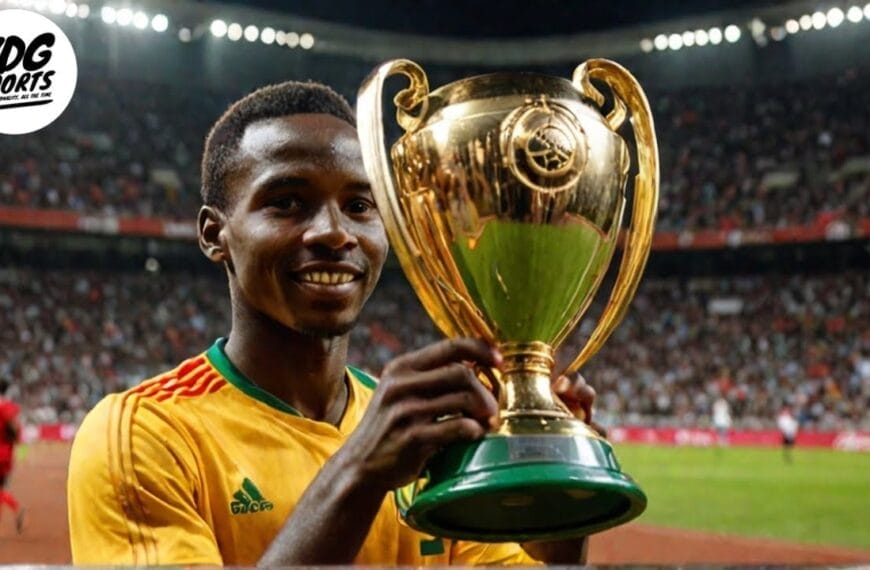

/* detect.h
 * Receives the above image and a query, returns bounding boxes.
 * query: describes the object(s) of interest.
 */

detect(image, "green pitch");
[614,443,870,550]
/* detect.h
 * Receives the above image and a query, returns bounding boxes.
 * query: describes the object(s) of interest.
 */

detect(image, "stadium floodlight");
[275,30,286,45]
[749,18,765,37]
[826,7,844,27]
[133,11,148,29]
[708,26,723,44]
[770,26,786,41]
[694,29,709,46]
[244,24,259,42]
[668,32,683,50]
[653,33,668,50]
[33,0,48,12]
[49,0,64,15]
[864,3,870,20]
[785,19,800,33]
[639,38,653,52]
[682,30,695,46]
[260,26,276,44]
[151,14,168,32]
[724,24,741,42]
[210,19,227,37]
[77,3,88,18]
[116,8,132,26]
[227,23,242,41]
[65,2,77,17]
[286,31,300,47]
[846,6,863,22]
[299,32,314,49]
[178,27,191,42]
[100,5,116,23]
[811,11,826,29]
[799,14,812,30]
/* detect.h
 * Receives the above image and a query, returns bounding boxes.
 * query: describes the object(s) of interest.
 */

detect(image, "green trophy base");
[403,428,646,543]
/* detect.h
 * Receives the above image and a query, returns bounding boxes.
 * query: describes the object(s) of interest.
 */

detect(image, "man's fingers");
[411,416,487,451]
[395,338,501,372]
[554,373,595,423]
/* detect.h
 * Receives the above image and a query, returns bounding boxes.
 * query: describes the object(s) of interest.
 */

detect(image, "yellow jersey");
[68,338,536,566]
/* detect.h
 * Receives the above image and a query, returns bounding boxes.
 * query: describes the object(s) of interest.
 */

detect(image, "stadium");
[0,0,868,565]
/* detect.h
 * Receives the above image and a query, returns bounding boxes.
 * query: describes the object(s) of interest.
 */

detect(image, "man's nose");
[301,204,358,250]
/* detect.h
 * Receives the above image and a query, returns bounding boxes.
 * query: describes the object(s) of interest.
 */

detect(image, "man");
[777,406,799,463]
[712,395,732,448]
[0,379,25,534]
[68,81,595,565]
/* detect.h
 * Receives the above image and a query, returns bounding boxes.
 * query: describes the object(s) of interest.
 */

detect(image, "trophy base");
[403,420,646,542]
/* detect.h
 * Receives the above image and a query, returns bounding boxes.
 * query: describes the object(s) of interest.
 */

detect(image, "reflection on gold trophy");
[357,59,659,542]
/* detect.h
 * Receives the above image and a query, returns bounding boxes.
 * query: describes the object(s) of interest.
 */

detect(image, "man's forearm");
[258,454,388,566]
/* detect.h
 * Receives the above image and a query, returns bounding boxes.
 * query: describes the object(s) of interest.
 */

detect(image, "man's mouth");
[297,271,358,285]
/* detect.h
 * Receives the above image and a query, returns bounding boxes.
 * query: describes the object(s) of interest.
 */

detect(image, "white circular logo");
[0,9,77,135]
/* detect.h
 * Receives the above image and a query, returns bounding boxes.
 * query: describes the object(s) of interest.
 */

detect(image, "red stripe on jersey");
[137,355,225,401]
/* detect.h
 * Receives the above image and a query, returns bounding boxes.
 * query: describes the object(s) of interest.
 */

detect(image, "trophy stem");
[499,341,572,419]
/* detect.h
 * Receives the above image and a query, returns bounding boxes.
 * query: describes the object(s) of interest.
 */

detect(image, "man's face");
[219,114,388,337]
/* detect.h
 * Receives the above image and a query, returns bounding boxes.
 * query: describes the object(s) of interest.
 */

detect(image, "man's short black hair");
[201,80,356,211]
[0,379,8,396]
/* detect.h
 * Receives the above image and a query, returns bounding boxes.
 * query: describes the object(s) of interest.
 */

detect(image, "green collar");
[205,338,377,417]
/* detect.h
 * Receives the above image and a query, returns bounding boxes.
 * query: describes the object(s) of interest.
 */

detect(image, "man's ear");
[198,205,227,264]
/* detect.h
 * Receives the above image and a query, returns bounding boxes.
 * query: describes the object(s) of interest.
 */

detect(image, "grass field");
[614,443,870,550]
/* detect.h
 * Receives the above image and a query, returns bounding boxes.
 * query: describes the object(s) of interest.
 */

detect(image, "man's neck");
[223,309,351,426]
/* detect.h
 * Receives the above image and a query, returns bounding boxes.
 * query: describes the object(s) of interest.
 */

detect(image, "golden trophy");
[357,58,658,542]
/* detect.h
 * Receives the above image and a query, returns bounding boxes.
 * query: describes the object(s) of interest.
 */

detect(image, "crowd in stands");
[1,267,866,432]
[1,70,868,232]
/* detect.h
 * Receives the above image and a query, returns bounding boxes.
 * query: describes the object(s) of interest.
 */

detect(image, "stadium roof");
[224,0,770,38]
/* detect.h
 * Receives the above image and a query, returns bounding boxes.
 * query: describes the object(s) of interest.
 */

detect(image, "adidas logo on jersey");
[230,478,273,515]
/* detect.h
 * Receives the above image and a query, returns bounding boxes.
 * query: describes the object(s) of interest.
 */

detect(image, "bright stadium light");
[653,33,668,50]
[151,14,168,32]
[639,38,654,52]
[286,31,300,47]
[826,7,844,27]
[133,11,148,29]
[65,2,77,17]
[299,32,314,49]
[724,24,741,42]
[863,2,870,20]
[244,24,259,42]
[227,22,242,41]
[100,5,116,23]
[811,11,826,29]
[770,26,786,41]
[799,14,812,29]
[116,8,132,26]
[749,18,766,37]
[694,29,709,46]
[210,19,227,37]
[49,0,64,15]
[668,32,683,50]
[275,30,286,45]
[33,0,48,12]
[260,26,276,44]
[682,30,695,46]
[77,3,88,18]
[708,26,723,44]
[178,27,191,42]
[785,19,800,33]
[847,6,863,22]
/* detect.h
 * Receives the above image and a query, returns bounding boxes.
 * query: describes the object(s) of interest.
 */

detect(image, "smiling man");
[67,81,594,566]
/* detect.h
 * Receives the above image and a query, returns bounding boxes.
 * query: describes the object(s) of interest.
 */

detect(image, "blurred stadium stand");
[0,0,867,434]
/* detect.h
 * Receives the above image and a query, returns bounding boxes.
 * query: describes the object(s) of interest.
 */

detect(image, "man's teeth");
[300,272,355,284]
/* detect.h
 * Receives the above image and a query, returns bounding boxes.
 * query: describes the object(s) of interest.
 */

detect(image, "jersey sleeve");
[67,393,222,565]
[449,539,542,565]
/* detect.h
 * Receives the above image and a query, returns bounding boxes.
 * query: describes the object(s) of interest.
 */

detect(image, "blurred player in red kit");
[0,379,25,533]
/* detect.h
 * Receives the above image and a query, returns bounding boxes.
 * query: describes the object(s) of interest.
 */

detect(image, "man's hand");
[522,372,600,564]
[339,338,501,493]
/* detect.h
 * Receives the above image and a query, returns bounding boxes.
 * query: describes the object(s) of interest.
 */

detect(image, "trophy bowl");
[357,59,659,542]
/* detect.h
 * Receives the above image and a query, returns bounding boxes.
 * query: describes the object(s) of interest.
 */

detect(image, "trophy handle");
[357,60,463,338]
[563,59,660,376]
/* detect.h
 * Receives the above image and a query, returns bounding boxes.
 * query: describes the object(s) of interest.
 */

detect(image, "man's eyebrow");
[346,181,372,191]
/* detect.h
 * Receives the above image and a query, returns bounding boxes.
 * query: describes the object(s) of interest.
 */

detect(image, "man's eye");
[270,196,303,211]
[347,199,375,214]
